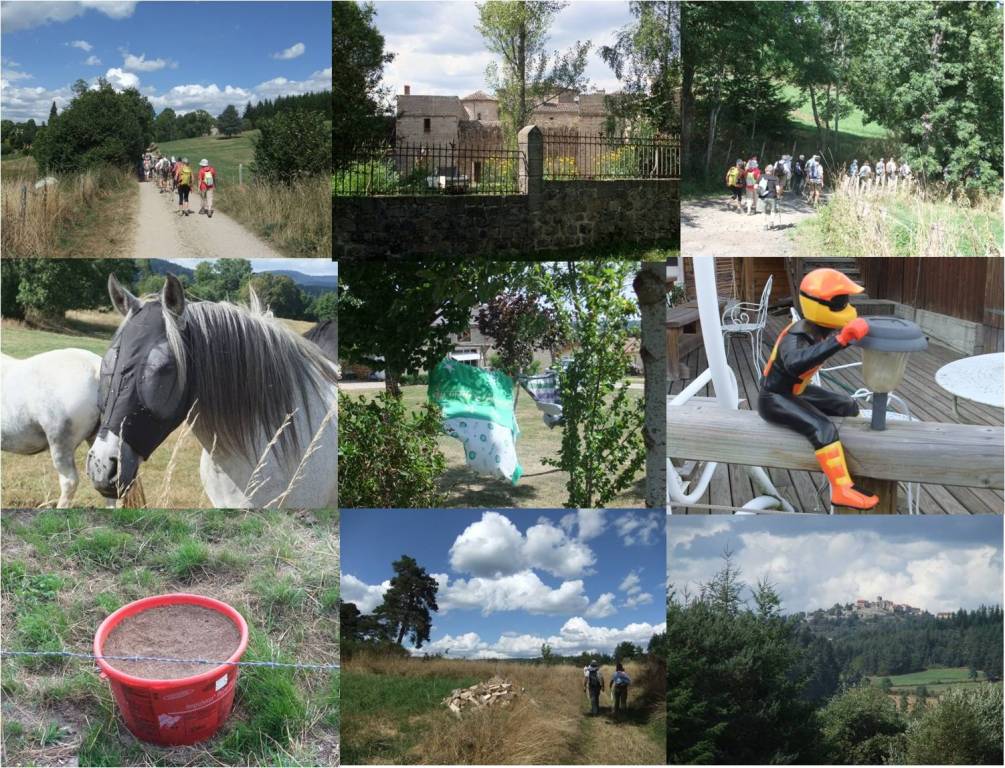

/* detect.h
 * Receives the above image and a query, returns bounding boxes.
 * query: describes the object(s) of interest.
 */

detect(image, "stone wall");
[333,178,679,259]
[335,124,679,259]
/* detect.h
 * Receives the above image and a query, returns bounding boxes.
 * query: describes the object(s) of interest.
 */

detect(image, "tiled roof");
[461,90,497,101]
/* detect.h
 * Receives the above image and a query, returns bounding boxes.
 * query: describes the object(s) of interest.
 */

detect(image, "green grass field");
[156,131,259,188]
[0,510,338,767]
[869,666,991,695]
[344,381,646,508]
[1,311,314,509]
[780,84,889,140]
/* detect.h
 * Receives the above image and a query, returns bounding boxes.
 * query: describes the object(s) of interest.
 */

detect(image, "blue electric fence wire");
[0,650,339,670]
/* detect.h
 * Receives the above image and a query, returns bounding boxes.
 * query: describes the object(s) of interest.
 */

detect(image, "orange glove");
[836,317,869,346]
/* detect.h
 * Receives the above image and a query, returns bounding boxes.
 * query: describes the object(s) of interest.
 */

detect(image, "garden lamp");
[857,316,928,430]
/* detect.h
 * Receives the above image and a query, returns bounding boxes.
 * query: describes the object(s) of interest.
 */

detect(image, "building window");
[423,118,431,133]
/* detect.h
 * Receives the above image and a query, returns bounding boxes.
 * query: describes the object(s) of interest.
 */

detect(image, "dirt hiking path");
[574,691,665,765]
[129,180,283,258]
[682,191,828,256]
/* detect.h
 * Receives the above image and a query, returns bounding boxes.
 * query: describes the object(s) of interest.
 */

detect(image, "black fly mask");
[88,300,194,498]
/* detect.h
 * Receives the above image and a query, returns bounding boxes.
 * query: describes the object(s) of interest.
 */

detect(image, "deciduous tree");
[476,1,591,140]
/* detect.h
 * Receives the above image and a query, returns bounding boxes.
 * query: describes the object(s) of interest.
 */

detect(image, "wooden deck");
[669,313,1005,514]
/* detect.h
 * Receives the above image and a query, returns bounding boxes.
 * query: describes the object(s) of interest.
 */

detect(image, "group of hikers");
[725,151,914,229]
[139,151,218,218]
[582,660,632,716]
[847,156,912,191]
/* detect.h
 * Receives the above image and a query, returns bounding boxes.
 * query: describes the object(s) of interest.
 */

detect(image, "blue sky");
[668,516,1004,615]
[165,258,337,277]
[1,1,331,122]
[342,508,666,658]
[370,0,634,99]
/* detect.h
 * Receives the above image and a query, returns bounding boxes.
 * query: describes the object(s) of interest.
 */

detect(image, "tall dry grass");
[803,176,1004,257]
[345,652,664,765]
[215,176,330,257]
[1,165,133,257]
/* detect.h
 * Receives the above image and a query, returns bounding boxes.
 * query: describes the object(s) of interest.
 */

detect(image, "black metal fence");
[333,134,681,196]
[333,141,524,196]
[542,133,680,181]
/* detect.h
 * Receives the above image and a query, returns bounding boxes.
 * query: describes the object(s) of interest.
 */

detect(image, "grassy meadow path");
[577,694,666,766]
[681,190,825,257]
[130,179,283,258]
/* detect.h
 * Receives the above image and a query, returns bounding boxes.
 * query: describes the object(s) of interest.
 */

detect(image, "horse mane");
[127,294,338,464]
[303,319,338,363]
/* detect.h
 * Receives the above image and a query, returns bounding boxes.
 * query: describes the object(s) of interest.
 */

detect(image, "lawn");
[780,84,889,140]
[871,666,990,691]
[345,382,646,508]
[156,131,259,188]
[341,655,664,765]
[0,510,338,767]
[1,311,314,509]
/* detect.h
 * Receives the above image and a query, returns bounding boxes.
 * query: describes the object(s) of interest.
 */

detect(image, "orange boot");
[815,440,879,510]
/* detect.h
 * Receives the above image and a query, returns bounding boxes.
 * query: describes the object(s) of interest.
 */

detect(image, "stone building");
[394,85,610,147]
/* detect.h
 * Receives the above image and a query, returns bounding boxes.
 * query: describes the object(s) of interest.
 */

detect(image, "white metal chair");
[722,274,773,372]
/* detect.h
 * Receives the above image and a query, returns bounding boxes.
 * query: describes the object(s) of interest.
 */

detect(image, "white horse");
[86,274,339,508]
[1,348,102,508]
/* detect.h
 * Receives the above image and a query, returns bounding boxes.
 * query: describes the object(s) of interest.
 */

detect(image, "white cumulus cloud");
[560,509,607,541]
[149,83,253,116]
[122,51,172,72]
[449,511,597,579]
[271,42,305,60]
[1,1,136,32]
[342,573,390,614]
[585,592,617,618]
[614,511,663,546]
[449,511,526,577]
[439,570,590,616]
[253,67,332,99]
[102,68,139,91]
[84,55,101,66]
[68,40,93,52]
[418,617,666,659]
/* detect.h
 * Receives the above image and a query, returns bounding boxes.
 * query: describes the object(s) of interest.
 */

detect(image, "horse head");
[86,273,195,499]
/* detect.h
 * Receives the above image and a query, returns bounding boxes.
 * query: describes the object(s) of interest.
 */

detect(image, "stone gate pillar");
[518,125,543,196]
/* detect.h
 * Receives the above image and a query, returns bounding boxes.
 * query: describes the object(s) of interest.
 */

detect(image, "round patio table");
[934,352,1005,419]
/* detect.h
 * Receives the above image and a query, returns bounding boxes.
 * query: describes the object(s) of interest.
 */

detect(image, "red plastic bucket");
[94,593,249,746]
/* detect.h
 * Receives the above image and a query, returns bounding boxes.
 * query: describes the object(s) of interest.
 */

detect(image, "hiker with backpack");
[611,663,631,714]
[725,159,745,212]
[583,660,605,716]
[174,157,193,216]
[744,157,761,216]
[759,163,782,229]
[806,154,824,207]
[792,155,805,196]
[197,158,216,218]
[886,157,898,192]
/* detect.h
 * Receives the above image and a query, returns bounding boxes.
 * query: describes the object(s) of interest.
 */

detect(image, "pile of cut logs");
[442,676,517,716]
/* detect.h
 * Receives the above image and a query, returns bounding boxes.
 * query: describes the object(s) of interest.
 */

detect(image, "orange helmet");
[799,268,864,328]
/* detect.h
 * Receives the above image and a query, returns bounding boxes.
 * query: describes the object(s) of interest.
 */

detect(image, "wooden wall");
[679,257,791,305]
[858,258,1000,325]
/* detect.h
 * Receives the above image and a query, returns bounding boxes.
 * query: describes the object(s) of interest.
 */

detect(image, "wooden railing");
[669,401,1004,513]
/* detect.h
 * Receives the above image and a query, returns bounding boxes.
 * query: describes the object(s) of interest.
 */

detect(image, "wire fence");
[542,133,681,181]
[333,141,525,196]
[0,649,339,671]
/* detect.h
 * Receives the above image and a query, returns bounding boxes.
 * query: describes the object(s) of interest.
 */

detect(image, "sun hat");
[181,157,189,163]
[199,159,209,166]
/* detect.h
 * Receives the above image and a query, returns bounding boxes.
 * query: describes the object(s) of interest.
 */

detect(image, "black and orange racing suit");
[757,319,859,449]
